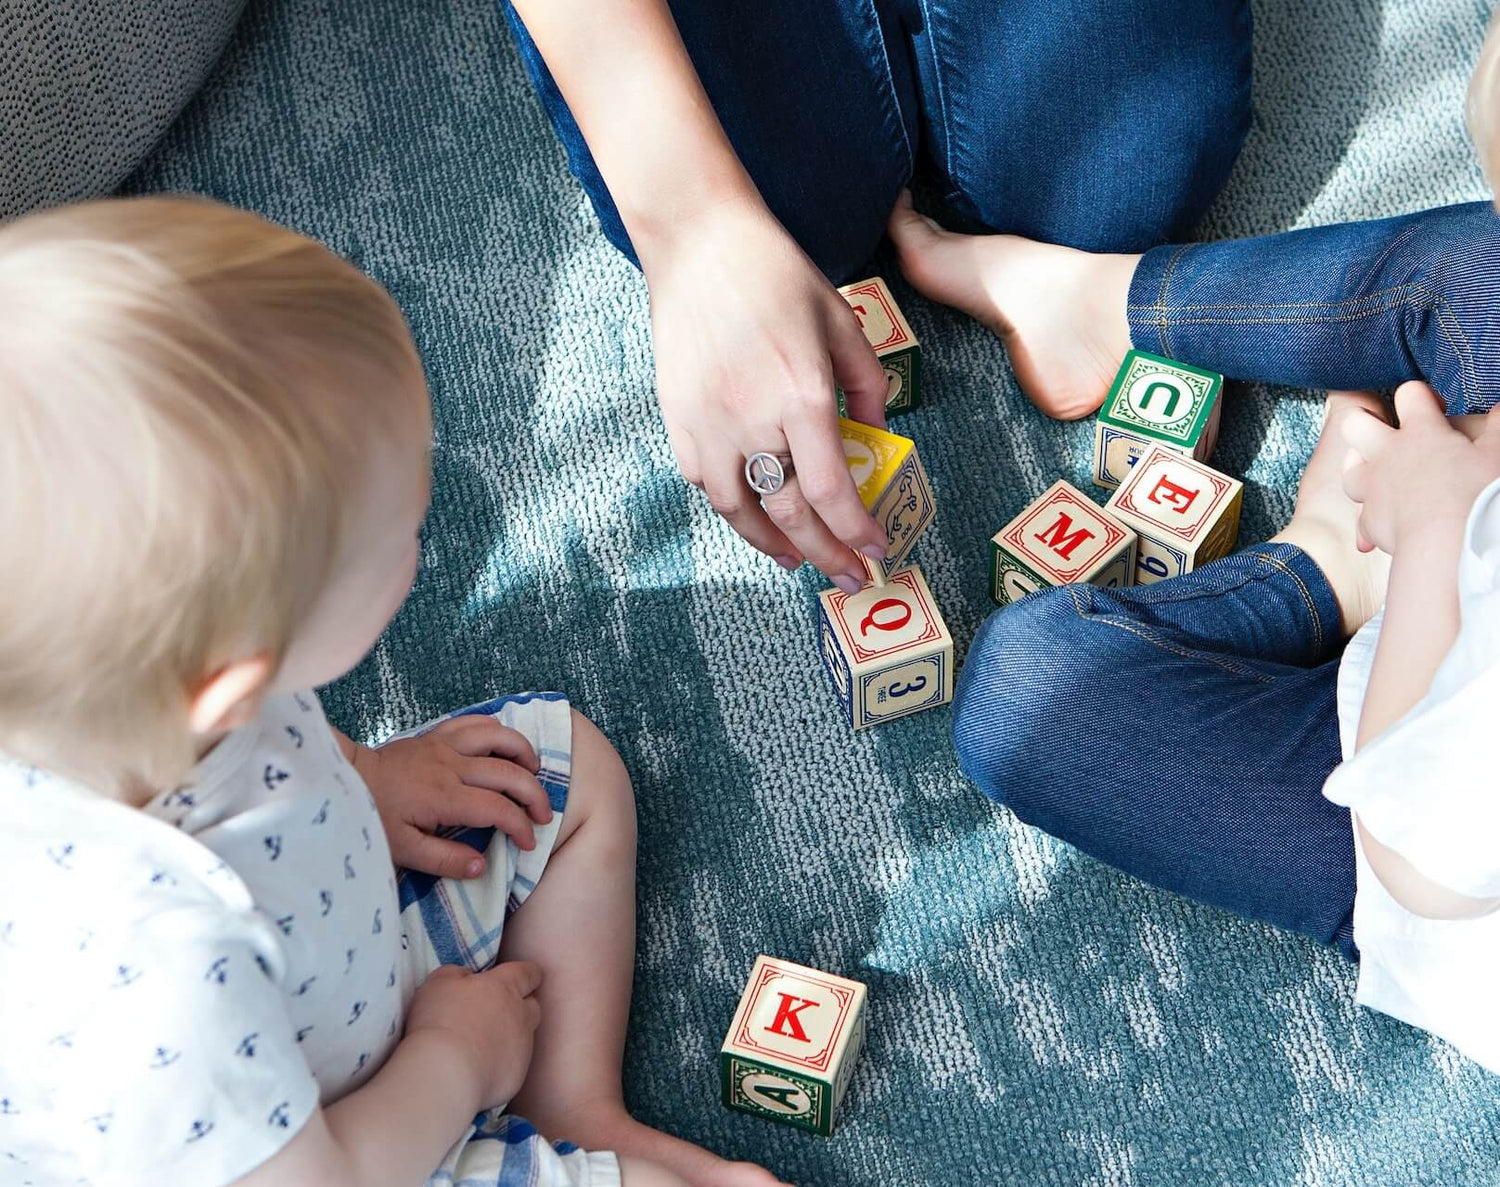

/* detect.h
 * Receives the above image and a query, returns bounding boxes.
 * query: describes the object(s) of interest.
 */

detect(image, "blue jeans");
[501,0,1253,278]
[1129,201,1500,415]
[954,545,1361,960]
[956,202,1500,958]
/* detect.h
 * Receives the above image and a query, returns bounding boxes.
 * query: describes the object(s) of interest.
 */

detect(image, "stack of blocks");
[721,955,868,1136]
[813,278,956,732]
[991,349,1241,606]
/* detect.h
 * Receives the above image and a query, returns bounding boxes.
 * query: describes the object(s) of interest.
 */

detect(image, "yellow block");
[839,417,914,507]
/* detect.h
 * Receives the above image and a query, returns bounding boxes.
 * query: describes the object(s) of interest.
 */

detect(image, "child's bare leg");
[500,711,788,1187]
[1270,390,1393,637]
[617,1156,692,1187]
[886,192,1137,420]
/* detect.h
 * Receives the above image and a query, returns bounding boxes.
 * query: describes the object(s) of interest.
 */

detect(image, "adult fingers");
[826,300,888,431]
[780,396,887,557]
[457,757,551,824]
[700,446,804,568]
[758,469,870,592]
[667,421,704,489]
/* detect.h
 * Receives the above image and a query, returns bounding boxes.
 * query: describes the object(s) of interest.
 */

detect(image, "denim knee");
[940,0,1252,251]
[1389,203,1500,414]
[953,587,1104,811]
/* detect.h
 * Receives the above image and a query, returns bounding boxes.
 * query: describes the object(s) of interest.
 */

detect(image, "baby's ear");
[189,655,277,737]
[1468,6,1500,202]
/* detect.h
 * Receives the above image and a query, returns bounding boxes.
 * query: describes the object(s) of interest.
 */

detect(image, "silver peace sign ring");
[744,451,795,496]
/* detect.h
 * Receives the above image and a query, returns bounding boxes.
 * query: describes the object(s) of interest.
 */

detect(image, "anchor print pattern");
[4,692,409,1177]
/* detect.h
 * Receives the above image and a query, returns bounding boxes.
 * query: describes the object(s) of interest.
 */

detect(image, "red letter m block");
[765,993,819,1043]
[1033,512,1095,561]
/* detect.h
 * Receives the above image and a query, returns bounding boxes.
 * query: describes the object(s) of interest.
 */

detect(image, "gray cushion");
[0,0,245,219]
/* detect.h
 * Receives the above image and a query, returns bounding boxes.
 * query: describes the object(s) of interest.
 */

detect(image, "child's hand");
[405,961,543,1109]
[354,716,553,879]
[1341,382,1500,555]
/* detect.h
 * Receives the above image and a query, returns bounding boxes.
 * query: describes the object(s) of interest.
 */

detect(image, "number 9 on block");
[815,565,954,729]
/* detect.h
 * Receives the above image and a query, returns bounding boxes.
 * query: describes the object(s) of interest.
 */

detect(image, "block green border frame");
[1099,349,1221,447]
[719,1051,833,1135]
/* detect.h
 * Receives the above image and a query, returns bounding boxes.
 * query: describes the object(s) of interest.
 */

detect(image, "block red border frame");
[1112,447,1237,542]
[1001,486,1127,583]
[841,279,913,353]
[732,963,858,1074]
[826,568,942,665]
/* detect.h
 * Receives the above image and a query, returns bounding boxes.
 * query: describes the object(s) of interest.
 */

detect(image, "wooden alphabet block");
[1093,349,1223,490]
[816,564,953,729]
[720,955,868,1136]
[838,276,922,415]
[989,480,1138,606]
[1104,444,1243,583]
[840,416,935,581]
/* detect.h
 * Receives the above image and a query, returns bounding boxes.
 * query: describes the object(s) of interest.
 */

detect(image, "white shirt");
[0,692,405,1187]
[1325,477,1500,1073]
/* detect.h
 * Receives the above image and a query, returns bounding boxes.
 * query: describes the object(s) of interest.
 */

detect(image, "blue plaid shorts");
[390,692,620,1187]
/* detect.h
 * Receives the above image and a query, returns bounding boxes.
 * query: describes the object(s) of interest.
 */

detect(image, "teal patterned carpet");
[129,1,1500,1182]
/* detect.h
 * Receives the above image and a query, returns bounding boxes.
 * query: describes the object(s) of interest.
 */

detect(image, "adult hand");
[641,196,890,592]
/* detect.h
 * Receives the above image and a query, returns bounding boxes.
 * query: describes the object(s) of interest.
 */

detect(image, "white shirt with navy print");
[0,692,403,1187]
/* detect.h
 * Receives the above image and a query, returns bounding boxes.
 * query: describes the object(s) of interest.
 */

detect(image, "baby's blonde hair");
[0,196,425,796]
[1469,5,1500,197]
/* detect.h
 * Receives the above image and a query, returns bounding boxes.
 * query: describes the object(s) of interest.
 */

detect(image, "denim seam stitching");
[1252,551,1324,655]
[1126,281,1416,317]
[1151,245,1194,356]
[863,0,916,178]
[911,0,953,180]
[1064,585,1277,683]
[1107,550,1299,608]
[1407,281,1479,409]
[1127,277,1480,409]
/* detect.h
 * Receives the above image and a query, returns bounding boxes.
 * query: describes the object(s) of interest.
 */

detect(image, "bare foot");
[886,192,1138,420]
[554,1102,790,1187]
[1270,391,1394,637]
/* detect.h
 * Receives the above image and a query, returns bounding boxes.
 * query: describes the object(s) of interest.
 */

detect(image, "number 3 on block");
[815,565,953,730]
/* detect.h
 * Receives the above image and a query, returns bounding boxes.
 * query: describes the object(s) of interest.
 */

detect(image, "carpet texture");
[128,1,1500,1182]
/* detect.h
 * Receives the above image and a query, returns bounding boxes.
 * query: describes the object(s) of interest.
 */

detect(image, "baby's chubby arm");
[233,961,542,1187]
[1340,384,1500,919]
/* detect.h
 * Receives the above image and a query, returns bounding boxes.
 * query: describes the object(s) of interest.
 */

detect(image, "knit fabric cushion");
[0,0,245,219]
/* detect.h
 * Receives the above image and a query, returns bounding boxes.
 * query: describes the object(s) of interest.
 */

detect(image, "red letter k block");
[1146,475,1199,516]
[765,993,819,1043]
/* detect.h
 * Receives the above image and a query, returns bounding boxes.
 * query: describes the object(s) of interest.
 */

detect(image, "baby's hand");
[1341,382,1500,556]
[354,716,553,878]
[405,962,542,1109]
